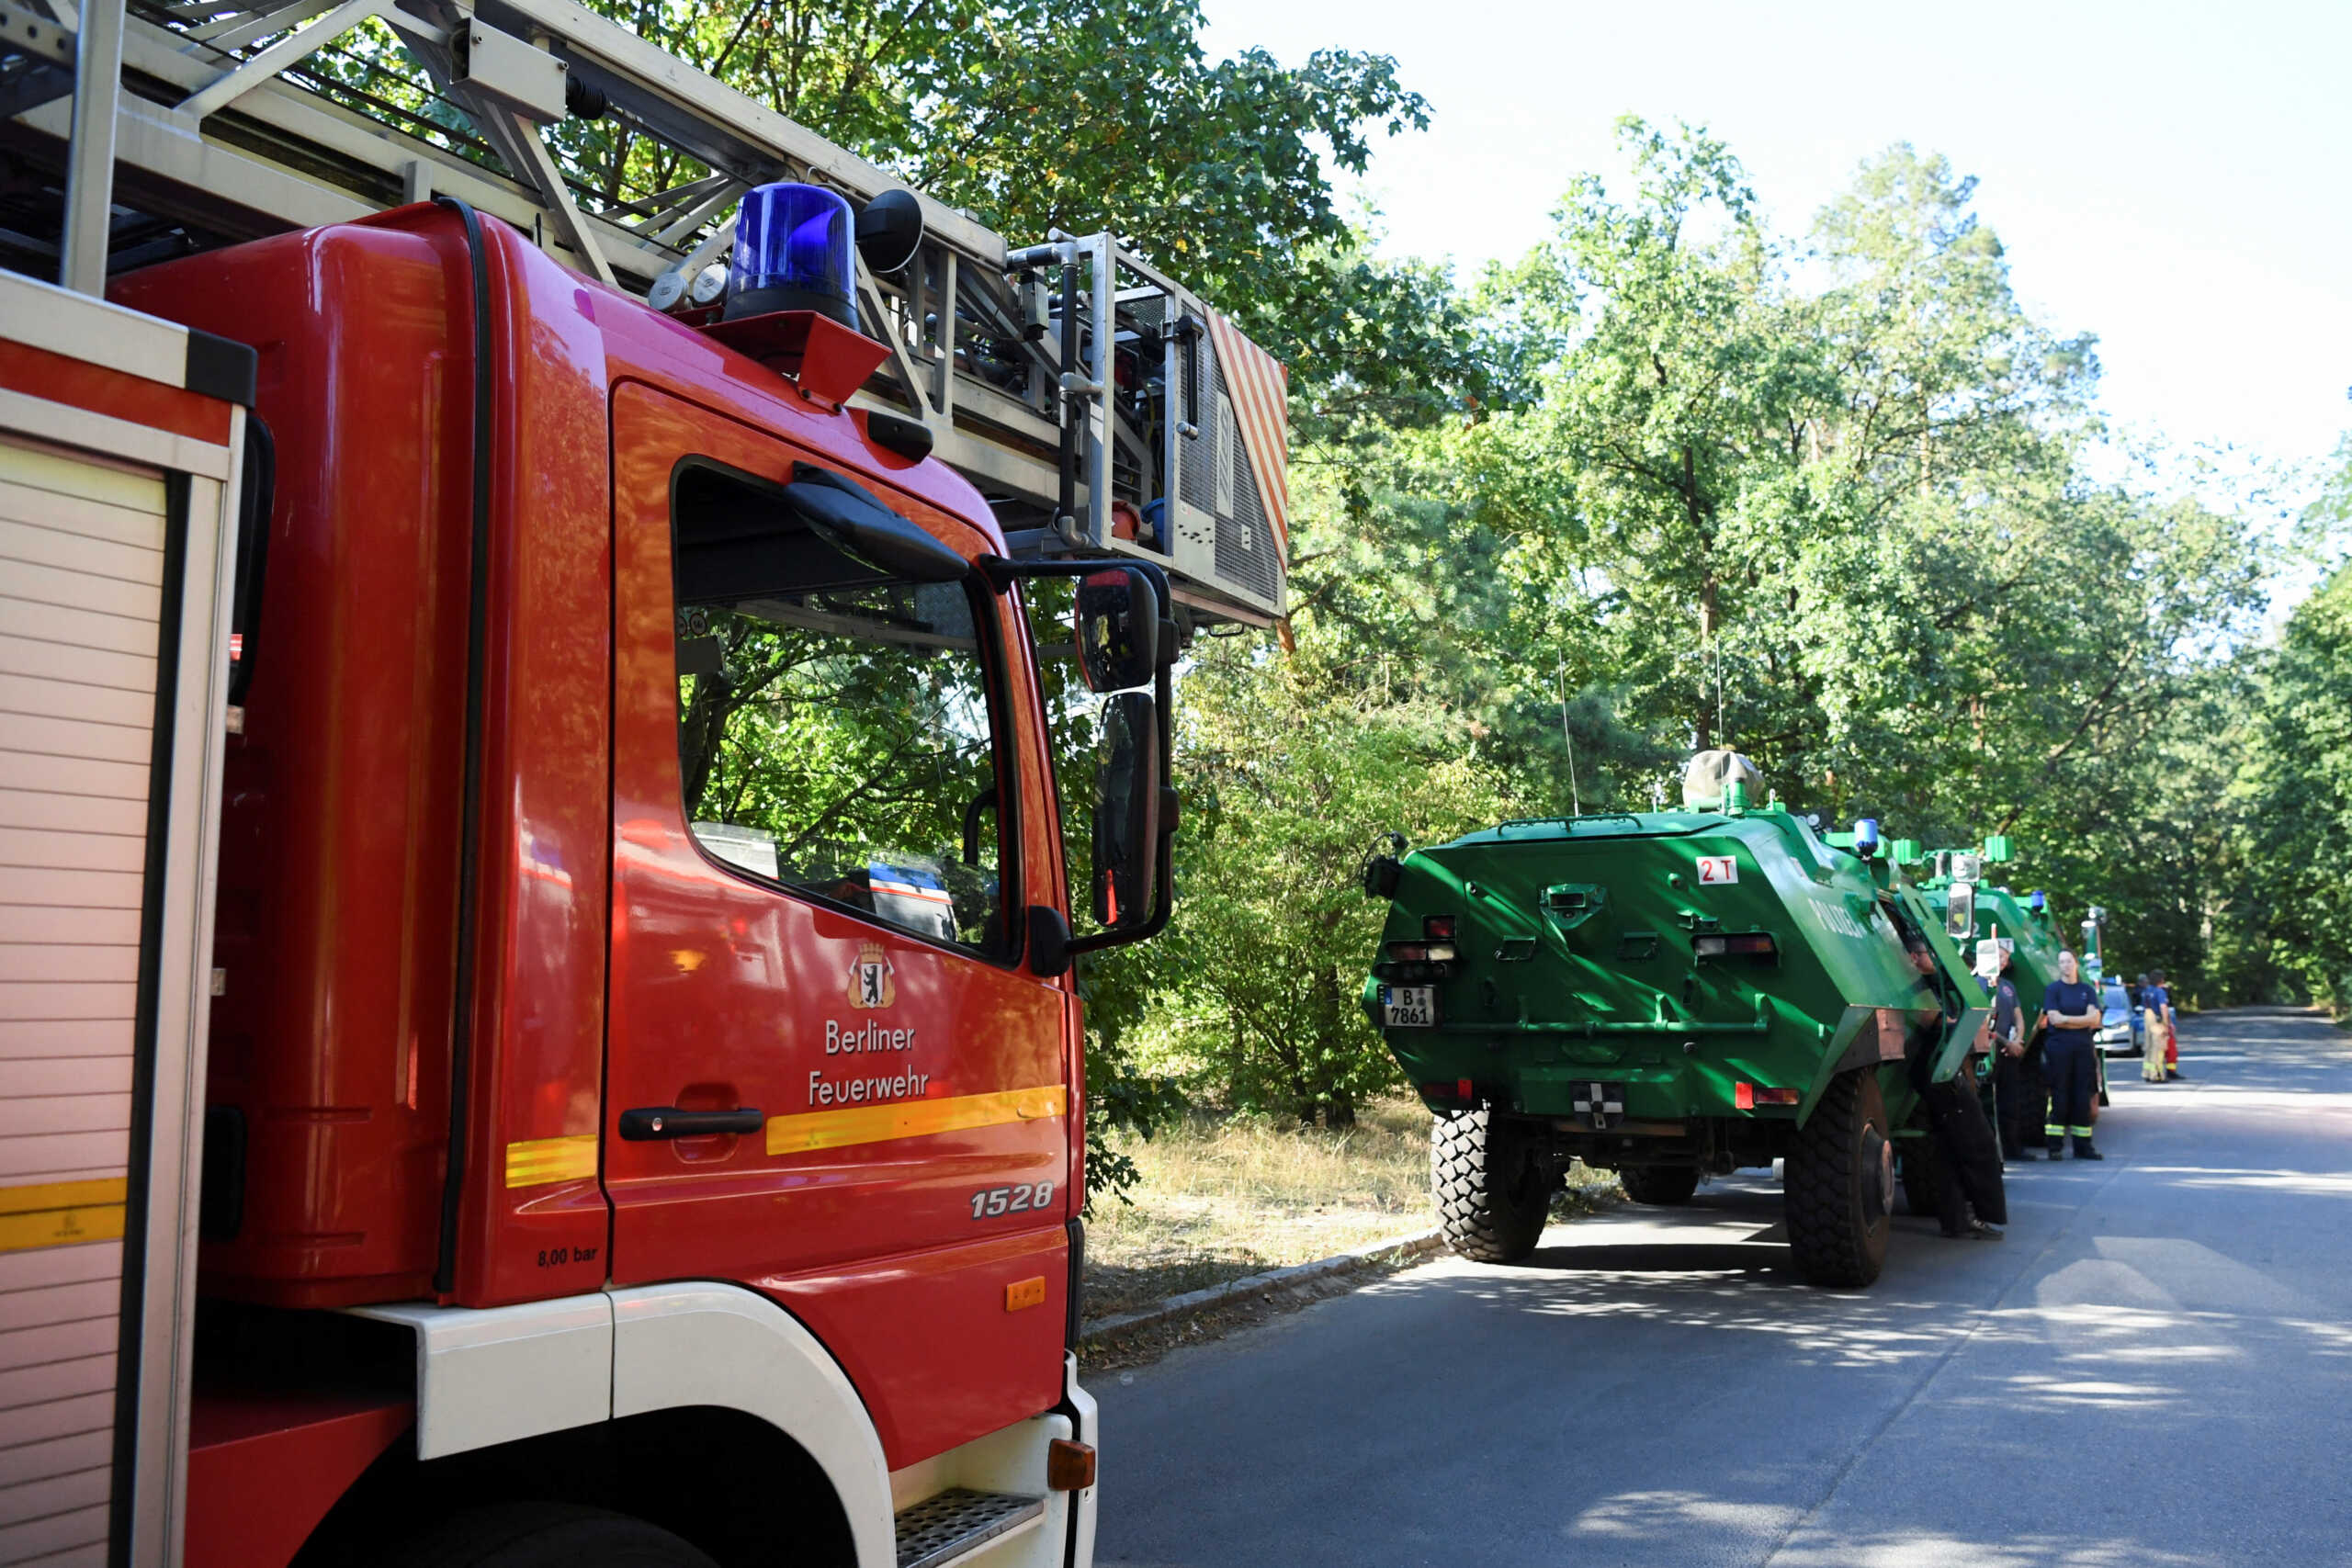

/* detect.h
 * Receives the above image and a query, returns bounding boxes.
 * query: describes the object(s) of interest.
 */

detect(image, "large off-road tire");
[1784,1068,1894,1288]
[1431,1108,1549,1263]
[1618,1165,1701,1206]
[376,1504,720,1568]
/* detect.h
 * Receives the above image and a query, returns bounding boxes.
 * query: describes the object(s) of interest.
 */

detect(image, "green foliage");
[1136,629,1525,1126]
[2228,539,2352,1010]
[1074,959,1190,1208]
[1127,117,2289,1099]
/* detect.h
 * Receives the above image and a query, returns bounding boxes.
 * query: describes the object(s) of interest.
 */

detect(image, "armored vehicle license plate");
[1381,985,1436,1027]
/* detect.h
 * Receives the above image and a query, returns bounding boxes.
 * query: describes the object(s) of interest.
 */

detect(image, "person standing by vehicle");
[2041,950,2104,1159]
[2148,968,2182,1081]
[2005,939,2052,1155]
[1980,941,2031,1160]
[1904,931,2006,1236]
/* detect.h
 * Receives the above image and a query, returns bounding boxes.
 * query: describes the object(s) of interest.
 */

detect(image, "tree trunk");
[1306,964,1353,1127]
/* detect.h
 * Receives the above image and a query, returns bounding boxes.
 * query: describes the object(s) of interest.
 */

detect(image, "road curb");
[2184,1005,2332,1018]
[1080,1229,1444,1343]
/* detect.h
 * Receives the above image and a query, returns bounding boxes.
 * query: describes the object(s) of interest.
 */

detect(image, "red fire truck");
[0,2,1291,1562]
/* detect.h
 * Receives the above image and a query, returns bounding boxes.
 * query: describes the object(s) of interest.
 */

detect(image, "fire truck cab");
[5,0,1295,1555]
[0,192,1191,1566]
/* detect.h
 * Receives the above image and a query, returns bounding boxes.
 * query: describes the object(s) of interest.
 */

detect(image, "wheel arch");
[321,1283,892,1568]
[608,1282,891,1567]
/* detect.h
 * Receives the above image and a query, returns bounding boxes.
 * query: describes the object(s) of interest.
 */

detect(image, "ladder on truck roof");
[0,0,1290,627]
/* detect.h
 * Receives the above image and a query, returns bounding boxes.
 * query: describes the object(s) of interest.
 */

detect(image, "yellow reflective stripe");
[766,1085,1067,1156]
[0,1178,125,1215]
[0,1178,129,1253]
[504,1134,599,1189]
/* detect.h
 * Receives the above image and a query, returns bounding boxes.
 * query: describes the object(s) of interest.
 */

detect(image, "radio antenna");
[1558,660,1581,817]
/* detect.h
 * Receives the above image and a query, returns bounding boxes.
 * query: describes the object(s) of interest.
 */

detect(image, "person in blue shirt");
[2040,950,2105,1159]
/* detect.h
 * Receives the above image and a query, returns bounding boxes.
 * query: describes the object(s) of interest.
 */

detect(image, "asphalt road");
[1093,1010,2352,1567]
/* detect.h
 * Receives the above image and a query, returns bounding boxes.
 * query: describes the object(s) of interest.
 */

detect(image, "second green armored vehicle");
[1362,753,1988,1287]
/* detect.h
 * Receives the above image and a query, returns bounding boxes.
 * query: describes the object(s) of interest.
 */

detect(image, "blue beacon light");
[2029,890,2047,911]
[1853,818,1881,857]
[725,182,858,330]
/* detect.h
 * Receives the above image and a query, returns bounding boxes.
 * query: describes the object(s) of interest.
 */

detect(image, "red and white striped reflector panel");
[1204,310,1290,557]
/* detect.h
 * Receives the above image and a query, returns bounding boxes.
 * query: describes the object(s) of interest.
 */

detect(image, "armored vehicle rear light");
[1420,1078,1476,1103]
[1736,1083,1802,1109]
[1423,914,1458,939]
[1693,932,1777,958]
[1374,937,1458,978]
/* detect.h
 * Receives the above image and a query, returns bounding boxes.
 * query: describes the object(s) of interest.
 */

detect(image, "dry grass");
[1081,1096,1620,1320]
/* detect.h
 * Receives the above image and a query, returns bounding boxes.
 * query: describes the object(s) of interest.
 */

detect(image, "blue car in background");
[2097,978,2143,1056]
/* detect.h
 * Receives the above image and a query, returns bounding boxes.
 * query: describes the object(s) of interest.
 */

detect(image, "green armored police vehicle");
[1362,752,1989,1287]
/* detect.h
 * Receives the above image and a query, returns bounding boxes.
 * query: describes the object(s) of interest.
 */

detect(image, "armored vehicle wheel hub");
[1865,1128,1894,1224]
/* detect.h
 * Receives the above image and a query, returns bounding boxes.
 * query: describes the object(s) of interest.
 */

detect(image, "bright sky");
[1201,0,2352,498]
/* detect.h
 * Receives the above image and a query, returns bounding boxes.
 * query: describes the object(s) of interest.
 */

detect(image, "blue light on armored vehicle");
[1853,818,1881,857]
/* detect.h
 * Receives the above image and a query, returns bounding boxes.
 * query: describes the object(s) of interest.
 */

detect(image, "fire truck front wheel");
[379,1503,719,1568]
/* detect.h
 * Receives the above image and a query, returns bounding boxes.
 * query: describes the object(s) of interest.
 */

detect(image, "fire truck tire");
[1617,1165,1700,1205]
[378,1504,719,1568]
[1783,1068,1892,1289]
[1431,1108,1548,1263]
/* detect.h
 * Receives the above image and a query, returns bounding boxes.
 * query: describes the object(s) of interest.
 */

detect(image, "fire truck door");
[602,385,1075,1466]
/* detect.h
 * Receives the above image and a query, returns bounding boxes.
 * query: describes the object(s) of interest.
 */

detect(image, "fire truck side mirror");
[1075,567,1160,692]
[1088,691,1161,930]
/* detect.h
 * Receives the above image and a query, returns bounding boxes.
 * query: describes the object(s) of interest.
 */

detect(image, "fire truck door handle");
[618,1107,763,1140]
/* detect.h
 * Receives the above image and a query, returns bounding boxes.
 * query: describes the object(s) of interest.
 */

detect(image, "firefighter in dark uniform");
[2041,949,2105,1159]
